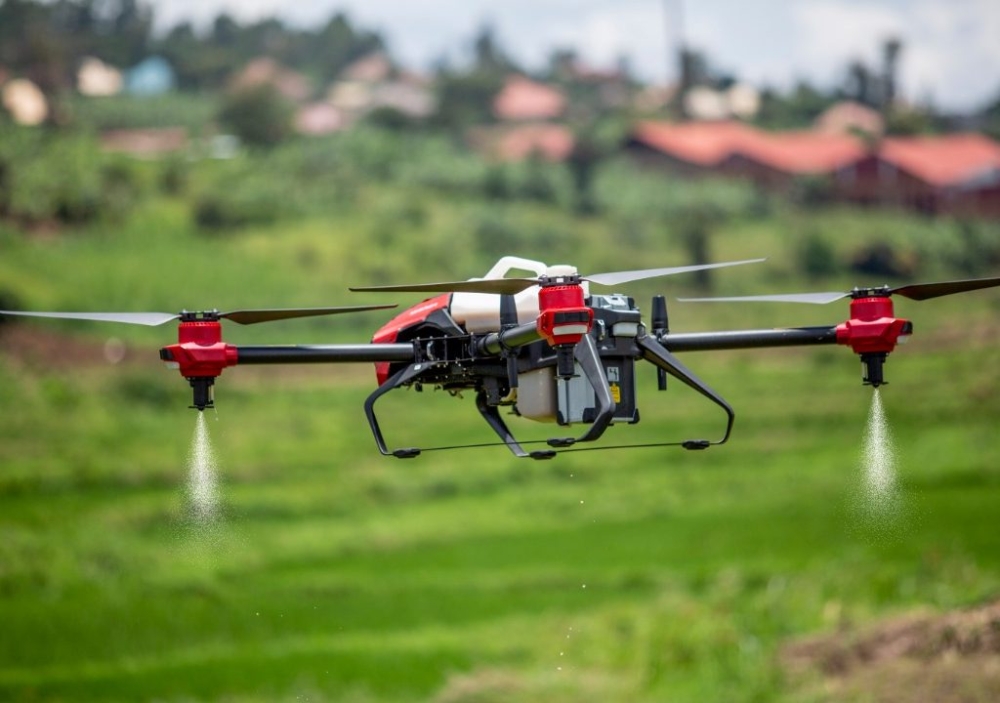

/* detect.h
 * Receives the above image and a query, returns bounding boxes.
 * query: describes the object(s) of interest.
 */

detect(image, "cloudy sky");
[150,0,1000,111]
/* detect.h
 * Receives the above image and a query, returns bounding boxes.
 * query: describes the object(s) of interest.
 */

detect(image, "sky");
[149,0,1000,112]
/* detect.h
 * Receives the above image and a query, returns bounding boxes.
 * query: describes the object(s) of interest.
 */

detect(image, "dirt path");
[783,600,1000,702]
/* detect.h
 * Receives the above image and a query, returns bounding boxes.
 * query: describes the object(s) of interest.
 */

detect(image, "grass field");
[1,185,999,702]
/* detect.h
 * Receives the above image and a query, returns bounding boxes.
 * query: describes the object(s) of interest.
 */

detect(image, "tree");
[881,36,902,112]
[218,84,294,147]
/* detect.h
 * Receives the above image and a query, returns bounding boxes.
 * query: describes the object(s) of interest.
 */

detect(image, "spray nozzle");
[555,345,577,379]
[861,353,887,388]
[189,377,215,411]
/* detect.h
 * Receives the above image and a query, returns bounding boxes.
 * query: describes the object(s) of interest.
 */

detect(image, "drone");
[3,256,999,460]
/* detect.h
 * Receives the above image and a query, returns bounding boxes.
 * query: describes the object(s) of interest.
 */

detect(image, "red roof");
[493,75,566,121]
[877,133,1000,187]
[631,120,758,167]
[735,131,865,173]
[633,120,864,174]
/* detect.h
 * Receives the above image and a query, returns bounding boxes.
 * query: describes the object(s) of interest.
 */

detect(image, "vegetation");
[1,127,1000,701]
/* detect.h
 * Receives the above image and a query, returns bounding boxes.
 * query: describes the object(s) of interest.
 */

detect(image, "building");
[836,133,1000,217]
[468,123,575,162]
[124,56,176,96]
[77,57,123,97]
[625,120,761,174]
[723,131,865,188]
[1,78,47,125]
[230,57,311,102]
[492,75,567,122]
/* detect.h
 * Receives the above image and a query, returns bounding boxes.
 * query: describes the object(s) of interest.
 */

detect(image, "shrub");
[218,84,295,148]
[0,128,142,226]
[849,242,916,279]
[797,231,838,279]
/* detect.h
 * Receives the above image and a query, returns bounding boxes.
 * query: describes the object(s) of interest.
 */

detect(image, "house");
[99,128,188,157]
[325,53,435,128]
[627,120,1000,216]
[723,131,865,187]
[836,133,1000,217]
[625,120,761,174]
[294,102,344,136]
[814,101,884,138]
[230,57,311,102]
[1,78,47,125]
[340,52,392,83]
[77,57,123,97]
[683,83,760,121]
[627,120,864,186]
[493,75,566,122]
[125,56,176,96]
[469,123,575,162]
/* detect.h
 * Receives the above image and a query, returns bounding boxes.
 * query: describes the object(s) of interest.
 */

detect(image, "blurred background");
[1,1,999,701]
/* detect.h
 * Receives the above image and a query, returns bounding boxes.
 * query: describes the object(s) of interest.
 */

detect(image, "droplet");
[855,388,902,534]
[188,413,219,523]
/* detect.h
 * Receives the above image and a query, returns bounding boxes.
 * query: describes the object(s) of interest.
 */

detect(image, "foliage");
[0,0,384,95]
[0,0,152,92]
[68,93,219,132]
[796,229,839,279]
[939,219,1000,276]
[849,241,916,279]
[218,84,295,148]
[0,127,143,225]
[2,145,1000,700]
[754,82,837,131]
[593,158,760,224]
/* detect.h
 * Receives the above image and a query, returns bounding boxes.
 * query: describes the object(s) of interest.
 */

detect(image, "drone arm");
[636,333,735,446]
[475,321,543,356]
[657,326,839,353]
[233,343,416,364]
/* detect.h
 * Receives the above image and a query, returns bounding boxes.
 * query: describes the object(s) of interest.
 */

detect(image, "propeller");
[678,275,1000,305]
[349,259,766,295]
[0,305,398,326]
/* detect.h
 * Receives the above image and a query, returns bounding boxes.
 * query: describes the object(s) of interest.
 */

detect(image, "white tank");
[449,257,589,334]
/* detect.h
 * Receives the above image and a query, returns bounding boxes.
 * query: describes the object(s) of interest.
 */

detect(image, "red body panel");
[371,294,451,385]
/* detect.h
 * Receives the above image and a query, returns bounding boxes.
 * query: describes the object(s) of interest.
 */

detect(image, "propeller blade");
[221,304,397,325]
[351,259,766,296]
[0,310,180,326]
[350,279,538,295]
[585,258,766,287]
[678,292,849,305]
[889,276,1000,301]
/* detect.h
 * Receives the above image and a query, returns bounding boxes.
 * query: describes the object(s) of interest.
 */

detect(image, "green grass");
[1,179,1000,701]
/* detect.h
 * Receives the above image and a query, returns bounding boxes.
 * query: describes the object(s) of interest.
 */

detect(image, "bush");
[218,84,295,148]
[797,231,838,279]
[849,242,916,279]
[942,220,1000,276]
[0,128,143,226]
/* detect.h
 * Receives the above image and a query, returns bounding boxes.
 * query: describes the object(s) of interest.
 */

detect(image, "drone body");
[2,256,999,459]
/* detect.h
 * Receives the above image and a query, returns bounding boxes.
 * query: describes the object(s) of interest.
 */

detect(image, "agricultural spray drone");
[3,256,999,459]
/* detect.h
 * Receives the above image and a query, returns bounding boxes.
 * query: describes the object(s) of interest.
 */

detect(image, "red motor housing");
[160,320,238,378]
[535,283,593,347]
[835,293,913,387]
[835,295,911,354]
[159,319,239,409]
